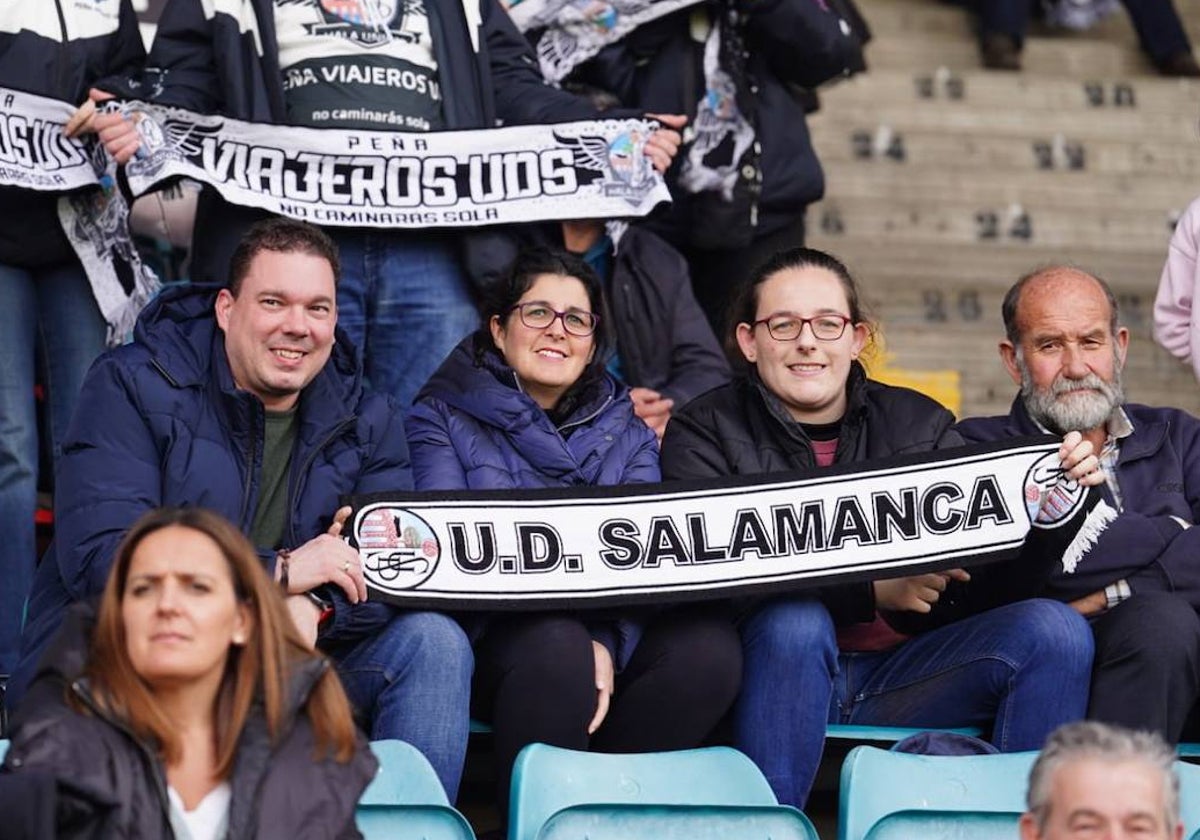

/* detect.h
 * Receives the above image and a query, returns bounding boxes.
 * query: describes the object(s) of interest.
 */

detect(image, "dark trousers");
[471,608,742,814]
[683,215,807,336]
[1088,591,1200,741]
[973,0,1191,61]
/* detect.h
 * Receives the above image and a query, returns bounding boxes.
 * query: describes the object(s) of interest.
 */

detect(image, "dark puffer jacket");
[16,284,412,696]
[660,363,961,623]
[407,332,660,491]
[2,603,377,839]
[558,0,860,248]
[406,332,659,663]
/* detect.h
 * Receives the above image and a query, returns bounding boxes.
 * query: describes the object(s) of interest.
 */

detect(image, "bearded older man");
[958,266,1200,742]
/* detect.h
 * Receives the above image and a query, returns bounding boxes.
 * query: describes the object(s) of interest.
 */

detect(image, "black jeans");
[471,607,742,814]
[1088,591,1200,741]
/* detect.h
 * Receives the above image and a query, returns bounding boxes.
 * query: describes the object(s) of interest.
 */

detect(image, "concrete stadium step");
[810,163,1197,215]
[809,123,1200,180]
[809,96,1197,143]
[819,71,1199,116]
[807,195,1178,251]
[806,238,1167,292]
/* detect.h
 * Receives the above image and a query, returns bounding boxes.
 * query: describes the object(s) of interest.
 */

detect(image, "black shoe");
[981,33,1022,71]
[1156,51,1200,78]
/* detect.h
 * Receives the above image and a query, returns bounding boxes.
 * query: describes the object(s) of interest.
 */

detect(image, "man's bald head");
[1002,266,1121,347]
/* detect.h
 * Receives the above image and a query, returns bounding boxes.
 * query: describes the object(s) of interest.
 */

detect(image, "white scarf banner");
[347,437,1102,610]
[0,87,160,347]
[0,88,97,190]
[111,100,671,227]
[505,0,707,84]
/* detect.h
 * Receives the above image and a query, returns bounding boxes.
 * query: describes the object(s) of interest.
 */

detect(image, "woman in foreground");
[3,507,375,838]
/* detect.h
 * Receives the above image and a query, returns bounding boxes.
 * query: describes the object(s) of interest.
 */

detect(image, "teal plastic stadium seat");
[825,724,983,743]
[0,740,7,763]
[362,739,450,805]
[862,810,1018,840]
[538,803,819,840]
[359,740,475,840]
[839,745,1037,840]
[509,743,783,840]
[1176,760,1200,840]
[357,806,476,840]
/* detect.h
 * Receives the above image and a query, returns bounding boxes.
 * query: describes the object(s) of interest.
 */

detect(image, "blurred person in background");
[1,507,375,839]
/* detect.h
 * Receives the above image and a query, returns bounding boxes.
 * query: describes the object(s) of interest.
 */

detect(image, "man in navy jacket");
[958,266,1200,743]
[13,218,472,800]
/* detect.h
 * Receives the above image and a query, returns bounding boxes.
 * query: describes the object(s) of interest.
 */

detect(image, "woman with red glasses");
[660,246,1096,809]
[406,246,740,821]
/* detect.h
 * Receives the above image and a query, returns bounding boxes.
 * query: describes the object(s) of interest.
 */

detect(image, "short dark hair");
[724,246,874,362]
[1002,265,1121,345]
[227,217,341,296]
[479,245,614,383]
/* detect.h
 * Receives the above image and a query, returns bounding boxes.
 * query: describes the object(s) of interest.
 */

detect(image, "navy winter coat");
[407,332,660,491]
[407,332,659,663]
[16,284,413,694]
[958,398,1200,607]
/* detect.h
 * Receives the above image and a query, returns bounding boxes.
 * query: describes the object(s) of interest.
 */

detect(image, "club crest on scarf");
[1023,451,1089,527]
[554,125,656,205]
[275,0,424,46]
[356,506,442,592]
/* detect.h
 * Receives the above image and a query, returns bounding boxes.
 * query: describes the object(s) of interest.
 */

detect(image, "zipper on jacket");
[557,394,614,435]
[53,0,72,100]
[286,416,356,547]
[70,679,174,821]
[238,402,263,531]
[151,359,182,388]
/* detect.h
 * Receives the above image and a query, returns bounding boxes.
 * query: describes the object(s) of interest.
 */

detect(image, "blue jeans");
[332,231,478,409]
[0,261,106,675]
[331,610,473,803]
[736,597,1093,807]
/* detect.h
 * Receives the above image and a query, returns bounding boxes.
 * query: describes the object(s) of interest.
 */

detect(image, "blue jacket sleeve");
[53,355,165,599]
[620,420,662,484]
[406,398,473,491]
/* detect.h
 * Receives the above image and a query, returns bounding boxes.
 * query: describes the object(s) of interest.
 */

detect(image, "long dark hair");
[478,246,614,412]
[724,247,875,367]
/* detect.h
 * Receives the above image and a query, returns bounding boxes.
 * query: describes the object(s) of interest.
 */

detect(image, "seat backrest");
[537,803,819,840]
[863,810,1018,840]
[839,746,1037,840]
[509,744,777,840]
[357,804,476,840]
[1176,759,1200,840]
[361,739,450,806]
